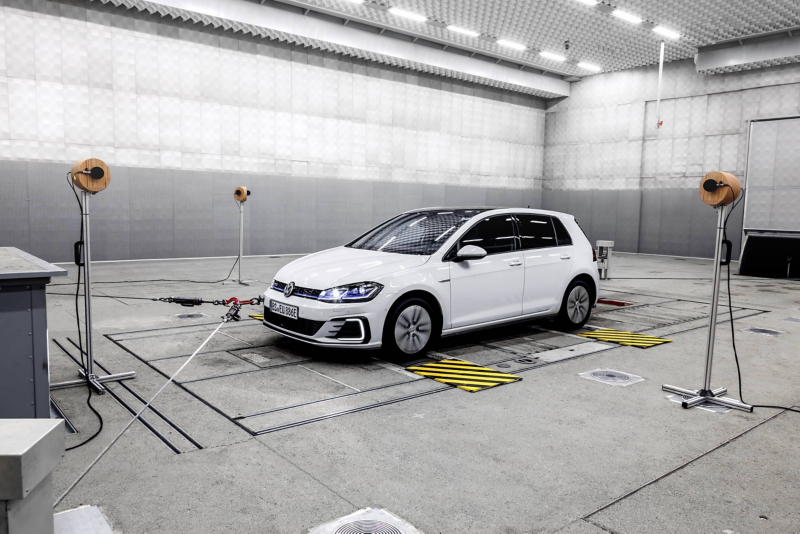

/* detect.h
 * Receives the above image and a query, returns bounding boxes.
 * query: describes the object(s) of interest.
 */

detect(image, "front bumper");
[261,291,384,349]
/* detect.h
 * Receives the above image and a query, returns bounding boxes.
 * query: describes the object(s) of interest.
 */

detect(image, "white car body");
[261,207,599,349]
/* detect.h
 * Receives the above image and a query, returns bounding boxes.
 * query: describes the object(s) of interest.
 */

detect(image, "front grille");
[264,307,325,336]
[271,280,323,300]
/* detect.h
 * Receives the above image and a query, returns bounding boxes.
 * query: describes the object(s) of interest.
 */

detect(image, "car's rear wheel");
[384,296,439,356]
[558,280,592,329]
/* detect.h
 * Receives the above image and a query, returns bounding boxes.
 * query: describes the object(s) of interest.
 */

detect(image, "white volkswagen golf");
[262,208,599,357]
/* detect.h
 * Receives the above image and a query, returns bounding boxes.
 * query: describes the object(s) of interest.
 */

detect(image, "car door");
[449,214,524,328]
[517,214,574,314]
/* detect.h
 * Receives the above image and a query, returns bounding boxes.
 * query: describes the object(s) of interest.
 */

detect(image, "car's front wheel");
[384,296,439,356]
[558,280,592,329]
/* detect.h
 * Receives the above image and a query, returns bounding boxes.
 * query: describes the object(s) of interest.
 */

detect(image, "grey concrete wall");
[2,161,542,263]
[542,58,799,258]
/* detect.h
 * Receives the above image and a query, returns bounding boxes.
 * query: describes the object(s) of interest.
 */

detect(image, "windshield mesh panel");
[348,209,487,255]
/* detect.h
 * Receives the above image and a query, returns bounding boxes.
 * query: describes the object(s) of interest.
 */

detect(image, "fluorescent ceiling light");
[388,8,427,22]
[653,26,680,39]
[575,0,597,5]
[612,9,642,24]
[497,39,526,51]
[540,51,566,62]
[447,25,480,37]
[577,62,602,72]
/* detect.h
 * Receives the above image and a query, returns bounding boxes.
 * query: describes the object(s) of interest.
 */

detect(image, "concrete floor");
[47,253,800,533]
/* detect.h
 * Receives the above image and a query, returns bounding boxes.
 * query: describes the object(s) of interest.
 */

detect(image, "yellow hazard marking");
[406,359,522,392]
[578,329,672,348]
[249,314,264,320]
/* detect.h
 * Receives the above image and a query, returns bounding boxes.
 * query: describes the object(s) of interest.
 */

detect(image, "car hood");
[273,247,429,289]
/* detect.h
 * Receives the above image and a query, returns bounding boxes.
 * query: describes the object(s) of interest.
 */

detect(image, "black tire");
[383,296,440,357]
[557,280,592,329]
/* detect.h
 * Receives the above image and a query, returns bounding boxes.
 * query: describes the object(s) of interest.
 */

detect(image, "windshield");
[347,209,487,255]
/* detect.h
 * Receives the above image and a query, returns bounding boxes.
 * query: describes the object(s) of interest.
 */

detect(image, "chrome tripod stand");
[662,205,753,412]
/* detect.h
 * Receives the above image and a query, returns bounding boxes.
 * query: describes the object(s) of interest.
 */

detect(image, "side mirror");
[454,245,487,262]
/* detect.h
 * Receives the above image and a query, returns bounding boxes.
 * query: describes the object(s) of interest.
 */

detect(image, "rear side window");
[517,214,557,250]
[552,217,573,246]
[457,215,517,255]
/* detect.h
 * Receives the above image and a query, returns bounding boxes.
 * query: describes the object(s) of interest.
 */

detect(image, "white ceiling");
[280,0,800,76]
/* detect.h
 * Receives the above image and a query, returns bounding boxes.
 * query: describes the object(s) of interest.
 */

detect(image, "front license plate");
[270,300,298,320]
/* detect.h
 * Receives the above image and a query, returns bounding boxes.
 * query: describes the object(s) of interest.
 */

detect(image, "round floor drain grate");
[497,363,511,368]
[591,370,631,383]
[335,520,402,534]
[515,357,538,364]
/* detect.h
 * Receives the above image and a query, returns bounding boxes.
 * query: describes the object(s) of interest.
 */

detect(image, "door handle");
[560,254,571,260]
[509,259,523,267]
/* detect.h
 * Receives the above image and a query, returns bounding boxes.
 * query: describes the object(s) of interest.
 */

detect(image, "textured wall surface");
[1,161,542,263]
[0,0,545,189]
[542,58,800,258]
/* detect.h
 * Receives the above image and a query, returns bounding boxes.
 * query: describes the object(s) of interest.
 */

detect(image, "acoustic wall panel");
[614,190,641,253]
[315,177,350,251]
[129,167,174,259]
[172,170,213,259]
[26,161,81,262]
[638,189,662,255]
[371,181,401,227]
[281,176,318,254]
[0,161,31,252]
[590,190,617,245]
[657,189,693,257]
[250,175,288,256]
[90,165,131,262]
[688,200,720,259]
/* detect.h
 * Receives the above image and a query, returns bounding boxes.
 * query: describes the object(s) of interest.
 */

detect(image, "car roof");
[402,206,574,219]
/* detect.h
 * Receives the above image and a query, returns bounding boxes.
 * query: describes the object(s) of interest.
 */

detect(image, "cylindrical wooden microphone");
[71,158,111,193]
[234,187,251,202]
[699,171,740,206]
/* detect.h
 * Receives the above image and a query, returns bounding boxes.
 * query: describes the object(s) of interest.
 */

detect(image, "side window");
[457,215,516,255]
[552,217,573,246]
[517,214,557,250]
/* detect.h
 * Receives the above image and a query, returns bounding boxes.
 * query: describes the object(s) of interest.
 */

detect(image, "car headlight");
[318,282,383,303]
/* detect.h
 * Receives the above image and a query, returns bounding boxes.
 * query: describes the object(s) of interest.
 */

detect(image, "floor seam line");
[254,439,358,508]
[581,408,790,520]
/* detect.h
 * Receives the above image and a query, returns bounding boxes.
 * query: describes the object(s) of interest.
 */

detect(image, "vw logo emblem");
[284,282,295,298]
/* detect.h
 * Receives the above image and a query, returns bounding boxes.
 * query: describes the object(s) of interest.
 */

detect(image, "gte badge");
[284,282,295,298]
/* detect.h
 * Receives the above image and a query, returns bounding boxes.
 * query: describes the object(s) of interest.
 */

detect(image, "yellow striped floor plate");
[406,359,522,392]
[578,329,672,348]
[249,314,264,320]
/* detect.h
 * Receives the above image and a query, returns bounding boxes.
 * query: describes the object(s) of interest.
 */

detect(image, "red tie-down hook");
[657,120,664,129]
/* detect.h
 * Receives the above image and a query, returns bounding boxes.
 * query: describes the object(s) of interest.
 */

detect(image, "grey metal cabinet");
[0,248,66,419]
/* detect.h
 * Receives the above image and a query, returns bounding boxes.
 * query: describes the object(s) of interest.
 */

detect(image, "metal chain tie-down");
[54,299,254,507]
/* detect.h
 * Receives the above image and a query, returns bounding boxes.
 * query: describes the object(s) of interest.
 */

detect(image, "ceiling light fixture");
[575,0,598,5]
[577,62,602,72]
[540,51,566,62]
[496,39,526,51]
[611,10,642,24]
[388,7,427,22]
[447,25,480,37]
[653,26,680,39]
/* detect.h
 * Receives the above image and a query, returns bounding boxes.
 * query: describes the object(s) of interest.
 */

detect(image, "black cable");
[64,172,105,451]
[716,186,800,414]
